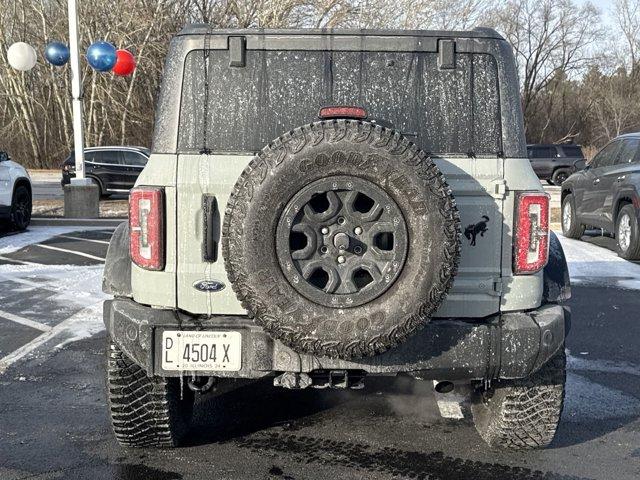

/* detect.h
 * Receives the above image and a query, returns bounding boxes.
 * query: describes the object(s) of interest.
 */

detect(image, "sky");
[578,0,616,25]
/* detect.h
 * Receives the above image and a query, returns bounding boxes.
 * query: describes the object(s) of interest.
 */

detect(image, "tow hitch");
[273,370,366,390]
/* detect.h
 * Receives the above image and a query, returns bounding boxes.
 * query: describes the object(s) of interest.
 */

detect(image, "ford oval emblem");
[193,280,226,292]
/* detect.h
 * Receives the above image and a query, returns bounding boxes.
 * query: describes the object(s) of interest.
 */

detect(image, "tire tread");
[471,350,566,450]
[106,341,192,448]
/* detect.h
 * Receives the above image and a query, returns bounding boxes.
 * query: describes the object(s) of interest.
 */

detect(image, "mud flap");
[102,222,132,298]
[542,231,571,304]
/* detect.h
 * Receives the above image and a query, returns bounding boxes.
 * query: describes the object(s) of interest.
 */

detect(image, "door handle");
[593,178,600,185]
[617,175,626,181]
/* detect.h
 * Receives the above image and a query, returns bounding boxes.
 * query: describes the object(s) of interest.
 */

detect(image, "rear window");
[561,145,583,157]
[88,151,123,165]
[178,50,502,155]
[527,146,556,158]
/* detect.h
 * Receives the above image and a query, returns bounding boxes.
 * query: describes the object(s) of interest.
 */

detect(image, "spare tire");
[222,120,460,359]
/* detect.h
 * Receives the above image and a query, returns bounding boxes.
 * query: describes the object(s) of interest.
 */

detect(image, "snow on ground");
[0,227,108,371]
[556,233,640,290]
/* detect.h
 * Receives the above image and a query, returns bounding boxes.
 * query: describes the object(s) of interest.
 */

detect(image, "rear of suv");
[0,150,31,231]
[527,143,586,185]
[103,27,571,450]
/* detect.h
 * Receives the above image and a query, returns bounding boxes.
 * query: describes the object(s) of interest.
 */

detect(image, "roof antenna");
[200,27,212,155]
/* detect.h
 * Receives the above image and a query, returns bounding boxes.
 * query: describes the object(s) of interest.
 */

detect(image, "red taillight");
[513,192,550,275]
[130,187,164,271]
[318,106,367,120]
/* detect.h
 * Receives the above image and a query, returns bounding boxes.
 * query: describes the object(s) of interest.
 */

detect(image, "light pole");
[63,0,99,218]
[67,0,85,182]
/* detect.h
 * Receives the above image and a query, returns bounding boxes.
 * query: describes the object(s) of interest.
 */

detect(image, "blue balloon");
[86,41,117,72]
[44,42,70,66]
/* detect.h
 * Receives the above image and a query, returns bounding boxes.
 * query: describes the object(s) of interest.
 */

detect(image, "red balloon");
[113,49,136,76]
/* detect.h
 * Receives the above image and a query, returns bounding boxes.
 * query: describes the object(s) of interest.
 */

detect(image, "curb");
[31,217,125,227]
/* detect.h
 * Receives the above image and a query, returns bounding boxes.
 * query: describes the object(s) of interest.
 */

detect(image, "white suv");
[0,151,32,231]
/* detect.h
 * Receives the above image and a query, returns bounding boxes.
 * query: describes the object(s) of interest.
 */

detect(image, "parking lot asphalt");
[0,226,639,480]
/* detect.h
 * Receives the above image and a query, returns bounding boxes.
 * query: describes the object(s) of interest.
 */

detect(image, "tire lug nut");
[354,245,362,254]
[321,227,329,235]
[337,255,346,264]
[354,226,363,235]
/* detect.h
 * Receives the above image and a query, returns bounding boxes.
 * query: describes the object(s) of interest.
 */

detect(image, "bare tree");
[613,0,640,75]
[490,0,602,132]
[0,0,637,167]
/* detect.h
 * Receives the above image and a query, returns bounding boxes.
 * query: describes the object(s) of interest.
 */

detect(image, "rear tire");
[615,204,640,260]
[10,185,31,231]
[471,349,566,450]
[107,340,194,448]
[552,169,570,186]
[89,177,111,198]
[561,194,584,239]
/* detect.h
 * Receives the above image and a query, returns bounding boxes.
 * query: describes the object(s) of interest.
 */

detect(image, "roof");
[84,146,149,152]
[527,144,583,148]
[616,132,640,139]
[177,25,504,40]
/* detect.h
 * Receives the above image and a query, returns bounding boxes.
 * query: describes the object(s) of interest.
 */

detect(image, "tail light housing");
[130,187,164,270]
[513,192,550,275]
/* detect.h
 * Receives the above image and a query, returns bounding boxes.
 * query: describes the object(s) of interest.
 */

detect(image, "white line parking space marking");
[0,255,40,266]
[57,235,111,245]
[0,309,51,332]
[433,381,465,419]
[34,243,106,262]
[0,303,104,374]
[435,398,464,419]
[0,320,71,373]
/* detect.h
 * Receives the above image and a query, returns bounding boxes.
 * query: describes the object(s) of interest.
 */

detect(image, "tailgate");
[176,154,504,318]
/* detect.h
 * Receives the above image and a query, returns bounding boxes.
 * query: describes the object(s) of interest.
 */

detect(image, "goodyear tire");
[222,120,460,359]
[107,340,194,448]
[471,349,566,450]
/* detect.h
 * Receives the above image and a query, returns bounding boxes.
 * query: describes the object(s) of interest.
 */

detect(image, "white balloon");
[7,42,37,71]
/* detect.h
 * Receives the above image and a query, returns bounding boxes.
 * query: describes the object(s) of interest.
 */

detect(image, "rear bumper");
[104,298,568,381]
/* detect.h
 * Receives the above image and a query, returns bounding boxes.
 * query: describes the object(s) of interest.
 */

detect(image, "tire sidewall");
[223,121,460,358]
[561,194,583,239]
[11,185,31,231]
[552,169,570,186]
[616,204,640,259]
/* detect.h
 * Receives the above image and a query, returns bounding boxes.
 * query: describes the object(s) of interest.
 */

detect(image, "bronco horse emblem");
[464,215,490,246]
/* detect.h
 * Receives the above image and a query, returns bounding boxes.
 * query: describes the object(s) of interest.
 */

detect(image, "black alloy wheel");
[276,176,408,308]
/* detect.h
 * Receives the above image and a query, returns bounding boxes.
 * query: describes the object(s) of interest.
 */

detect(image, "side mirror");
[574,159,587,171]
[0,152,8,162]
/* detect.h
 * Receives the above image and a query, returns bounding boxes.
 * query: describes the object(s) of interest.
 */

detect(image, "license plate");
[161,330,241,372]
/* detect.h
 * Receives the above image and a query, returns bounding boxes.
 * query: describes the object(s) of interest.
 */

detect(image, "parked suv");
[561,132,640,259]
[0,150,31,231]
[527,143,586,185]
[102,27,571,451]
[61,146,149,196]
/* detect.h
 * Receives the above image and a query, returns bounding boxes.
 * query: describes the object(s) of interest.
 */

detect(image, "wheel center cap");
[333,232,350,251]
